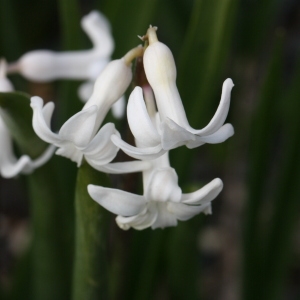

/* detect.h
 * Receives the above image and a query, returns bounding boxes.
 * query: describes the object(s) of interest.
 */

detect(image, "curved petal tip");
[30,96,44,109]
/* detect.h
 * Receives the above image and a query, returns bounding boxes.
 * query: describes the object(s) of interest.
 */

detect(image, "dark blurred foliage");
[1,0,300,299]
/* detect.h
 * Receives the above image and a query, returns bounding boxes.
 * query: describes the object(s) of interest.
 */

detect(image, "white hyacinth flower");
[0,59,55,178]
[112,27,234,159]
[30,47,149,173]
[88,151,223,230]
[89,86,223,230]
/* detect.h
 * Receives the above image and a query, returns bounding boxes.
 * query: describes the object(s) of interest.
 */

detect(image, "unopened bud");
[143,27,183,123]
[143,27,177,89]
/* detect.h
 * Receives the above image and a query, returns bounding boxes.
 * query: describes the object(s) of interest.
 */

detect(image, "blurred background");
[1,0,300,299]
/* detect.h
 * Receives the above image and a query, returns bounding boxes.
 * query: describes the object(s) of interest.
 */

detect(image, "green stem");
[166,220,202,300]
[132,230,165,300]
[72,161,110,300]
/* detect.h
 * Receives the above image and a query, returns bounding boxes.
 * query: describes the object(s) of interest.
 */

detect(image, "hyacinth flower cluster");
[1,12,234,230]
[88,27,234,229]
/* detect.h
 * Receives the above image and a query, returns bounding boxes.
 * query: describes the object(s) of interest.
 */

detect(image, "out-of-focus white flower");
[112,27,234,159]
[9,11,113,82]
[0,59,55,178]
[30,47,148,173]
[8,10,125,118]
[88,151,223,230]
[89,85,223,230]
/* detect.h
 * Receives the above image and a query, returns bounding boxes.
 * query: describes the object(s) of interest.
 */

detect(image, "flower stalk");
[72,160,110,300]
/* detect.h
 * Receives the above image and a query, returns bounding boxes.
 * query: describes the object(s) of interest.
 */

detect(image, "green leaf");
[237,0,281,56]
[242,30,285,300]
[172,0,238,182]
[0,91,47,158]
[258,39,300,300]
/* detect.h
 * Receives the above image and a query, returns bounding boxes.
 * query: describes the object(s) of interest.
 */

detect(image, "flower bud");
[143,27,188,126]
[84,59,132,110]
[17,50,59,81]
[143,28,177,89]
[83,46,142,129]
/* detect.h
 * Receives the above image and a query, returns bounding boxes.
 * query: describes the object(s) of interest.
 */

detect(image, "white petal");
[30,96,62,145]
[84,59,132,110]
[42,101,55,128]
[82,123,119,164]
[181,178,223,205]
[143,40,190,126]
[83,59,133,128]
[78,81,94,102]
[0,118,31,177]
[111,96,125,119]
[18,51,60,81]
[151,203,178,229]
[127,87,160,147]
[203,204,212,215]
[0,115,54,177]
[88,185,147,216]
[111,134,166,160]
[187,78,234,135]
[145,168,182,203]
[81,10,114,57]
[116,207,158,230]
[86,160,151,174]
[161,118,198,150]
[0,79,13,92]
[18,50,106,81]
[162,119,234,150]
[29,145,56,170]
[1,155,31,178]
[167,202,210,221]
[186,123,234,149]
[59,105,98,148]
[55,143,83,166]
[87,59,108,80]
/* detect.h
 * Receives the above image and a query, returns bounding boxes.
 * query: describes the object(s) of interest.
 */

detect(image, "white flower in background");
[89,86,223,230]
[30,47,149,174]
[7,10,124,118]
[9,11,113,82]
[112,27,234,159]
[0,59,55,178]
[88,151,223,230]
